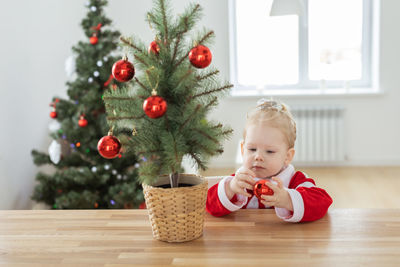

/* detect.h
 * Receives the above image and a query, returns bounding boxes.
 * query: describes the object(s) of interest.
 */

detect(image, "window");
[229,0,379,95]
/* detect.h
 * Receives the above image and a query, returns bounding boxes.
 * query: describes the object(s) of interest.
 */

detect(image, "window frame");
[228,0,379,96]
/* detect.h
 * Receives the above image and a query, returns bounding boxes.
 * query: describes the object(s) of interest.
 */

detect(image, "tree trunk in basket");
[169,172,179,188]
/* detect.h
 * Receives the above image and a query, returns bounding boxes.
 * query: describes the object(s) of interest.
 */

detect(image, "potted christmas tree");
[31,0,144,210]
[101,0,232,242]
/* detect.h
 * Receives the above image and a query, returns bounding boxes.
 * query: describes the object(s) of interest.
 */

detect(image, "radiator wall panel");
[292,106,345,164]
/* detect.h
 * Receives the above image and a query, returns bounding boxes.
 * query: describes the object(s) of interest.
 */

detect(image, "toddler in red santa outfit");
[206,99,332,222]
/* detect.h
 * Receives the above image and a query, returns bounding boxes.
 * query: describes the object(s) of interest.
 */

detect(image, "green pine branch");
[192,84,233,99]
[196,70,219,81]
[32,0,144,209]
[120,36,144,54]
[102,0,233,184]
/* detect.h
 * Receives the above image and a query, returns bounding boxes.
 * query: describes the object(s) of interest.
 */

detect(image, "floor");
[201,166,400,209]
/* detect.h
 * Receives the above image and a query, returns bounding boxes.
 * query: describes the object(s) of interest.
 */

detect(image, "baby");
[206,99,333,222]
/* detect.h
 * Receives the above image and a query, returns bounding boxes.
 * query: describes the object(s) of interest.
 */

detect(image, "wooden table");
[1,209,399,266]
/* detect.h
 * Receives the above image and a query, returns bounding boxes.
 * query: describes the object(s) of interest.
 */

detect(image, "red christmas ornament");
[97,132,122,159]
[148,40,160,55]
[139,202,147,209]
[78,116,88,127]
[112,56,135,82]
[143,95,167,119]
[90,34,98,45]
[188,44,212,68]
[50,111,57,119]
[253,180,274,200]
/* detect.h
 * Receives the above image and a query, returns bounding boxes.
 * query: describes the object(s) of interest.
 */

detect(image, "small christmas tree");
[103,0,233,187]
[31,0,144,209]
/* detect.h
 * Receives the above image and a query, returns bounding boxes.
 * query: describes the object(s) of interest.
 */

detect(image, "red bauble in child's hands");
[253,180,274,200]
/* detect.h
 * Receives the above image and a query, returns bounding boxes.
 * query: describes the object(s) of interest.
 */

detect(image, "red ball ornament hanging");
[253,180,274,200]
[97,131,122,159]
[90,34,98,45]
[188,44,212,68]
[148,40,160,55]
[139,202,147,209]
[143,93,167,119]
[78,115,88,127]
[50,110,58,119]
[112,56,135,82]
[49,102,57,119]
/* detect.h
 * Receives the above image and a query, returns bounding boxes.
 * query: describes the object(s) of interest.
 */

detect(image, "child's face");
[241,123,295,178]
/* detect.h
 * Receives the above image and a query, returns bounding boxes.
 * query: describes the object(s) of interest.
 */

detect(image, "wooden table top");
[1,209,399,266]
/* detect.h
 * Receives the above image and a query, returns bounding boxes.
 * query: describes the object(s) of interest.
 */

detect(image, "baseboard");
[337,159,400,166]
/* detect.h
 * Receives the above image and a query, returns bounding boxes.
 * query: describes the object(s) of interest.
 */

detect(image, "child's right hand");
[227,167,257,199]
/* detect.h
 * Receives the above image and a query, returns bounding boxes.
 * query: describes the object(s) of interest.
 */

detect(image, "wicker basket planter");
[142,174,208,242]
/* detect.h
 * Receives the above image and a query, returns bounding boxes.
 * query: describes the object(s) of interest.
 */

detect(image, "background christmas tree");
[31,0,144,209]
[102,0,233,187]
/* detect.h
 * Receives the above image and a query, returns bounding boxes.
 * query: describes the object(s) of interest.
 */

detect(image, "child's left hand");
[260,177,294,211]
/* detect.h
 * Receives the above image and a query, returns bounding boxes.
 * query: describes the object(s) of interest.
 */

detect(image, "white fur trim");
[276,164,295,188]
[246,195,259,209]
[218,176,247,211]
[275,206,291,219]
[295,181,315,188]
[275,188,304,222]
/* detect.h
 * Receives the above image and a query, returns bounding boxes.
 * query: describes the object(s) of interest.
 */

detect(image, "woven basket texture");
[143,174,208,242]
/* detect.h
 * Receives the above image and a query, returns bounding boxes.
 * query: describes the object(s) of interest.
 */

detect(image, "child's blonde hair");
[244,99,297,148]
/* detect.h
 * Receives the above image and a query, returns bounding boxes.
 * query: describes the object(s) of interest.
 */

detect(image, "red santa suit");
[206,164,332,222]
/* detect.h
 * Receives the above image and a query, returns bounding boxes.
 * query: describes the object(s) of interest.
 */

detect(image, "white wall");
[0,0,399,209]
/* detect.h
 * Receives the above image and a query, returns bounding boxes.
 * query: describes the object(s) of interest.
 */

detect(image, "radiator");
[291,106,346,164]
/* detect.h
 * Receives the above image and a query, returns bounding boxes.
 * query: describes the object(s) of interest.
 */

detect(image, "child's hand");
[226,167,256,199]
[261,177,294,211]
